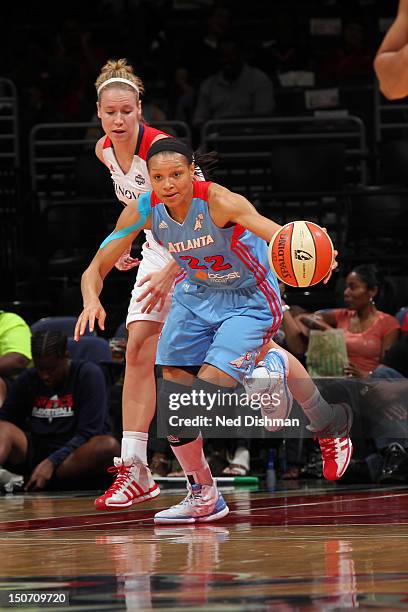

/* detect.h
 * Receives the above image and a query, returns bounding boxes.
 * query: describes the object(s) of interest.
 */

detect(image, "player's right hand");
[74,300,106,340]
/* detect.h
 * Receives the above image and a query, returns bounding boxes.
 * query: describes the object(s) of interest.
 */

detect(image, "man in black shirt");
[0,331,120,491]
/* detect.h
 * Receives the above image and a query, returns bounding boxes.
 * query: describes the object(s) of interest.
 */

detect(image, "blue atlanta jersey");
[138,181,281,312]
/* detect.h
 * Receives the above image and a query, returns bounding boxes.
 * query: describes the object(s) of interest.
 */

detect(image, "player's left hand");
[115,253,141,271]
[25,458,55,491]
[136,268,174,314]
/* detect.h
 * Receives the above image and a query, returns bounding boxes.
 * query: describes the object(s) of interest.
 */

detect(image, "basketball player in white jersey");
[86,59,182,510]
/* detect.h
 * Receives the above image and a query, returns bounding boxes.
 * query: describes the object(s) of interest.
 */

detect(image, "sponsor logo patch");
[195,270,241,283]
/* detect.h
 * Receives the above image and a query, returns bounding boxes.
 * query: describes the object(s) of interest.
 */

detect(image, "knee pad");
[157,378,200,441]
[158,377,240,442]
[168,435,199,447]
[191,377,241,427]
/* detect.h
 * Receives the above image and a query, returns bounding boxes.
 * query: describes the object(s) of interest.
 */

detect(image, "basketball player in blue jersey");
[75,139,353,523]
[88,59,206,511]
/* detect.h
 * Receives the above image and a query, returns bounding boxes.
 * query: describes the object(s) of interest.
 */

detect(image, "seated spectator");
[341,362,408,485]
[167,6,232,124]
[299,265,404,485]
[192,38,275,136]
[363,334,408,483]
[0,330,119,492]
[299,264,400,378]
[317,20,374,85]
[255,12,311,85]
[167,67,197,125]
[141,91,167,123]
[185,6,233,81]
[0,310,32,407]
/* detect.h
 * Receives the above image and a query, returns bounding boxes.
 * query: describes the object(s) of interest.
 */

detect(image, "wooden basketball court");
[0,482,407,610]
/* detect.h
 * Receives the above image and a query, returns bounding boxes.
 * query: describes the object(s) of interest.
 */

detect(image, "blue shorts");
[156,280,282,382]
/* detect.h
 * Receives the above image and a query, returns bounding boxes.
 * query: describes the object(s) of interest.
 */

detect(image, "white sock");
[170,437,214,486]
[121,431,148,464]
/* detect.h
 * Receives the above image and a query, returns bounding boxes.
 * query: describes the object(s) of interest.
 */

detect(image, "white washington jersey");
[102,123,171,261]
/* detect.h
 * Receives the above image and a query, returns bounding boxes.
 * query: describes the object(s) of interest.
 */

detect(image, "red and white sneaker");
[314,403,353,481]
[95,457,160,511]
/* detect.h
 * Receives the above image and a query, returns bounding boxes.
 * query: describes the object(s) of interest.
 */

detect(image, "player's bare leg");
[154,365,229,524]
[95,321,161,510]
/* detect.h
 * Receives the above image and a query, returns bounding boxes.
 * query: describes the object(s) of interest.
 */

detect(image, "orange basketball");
[268,221,334,287]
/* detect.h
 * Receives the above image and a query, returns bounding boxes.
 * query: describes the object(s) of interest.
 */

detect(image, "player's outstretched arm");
[209,184,337,284]
[374,0,408,99]
[209,184,282,241]
[75,202,150,339]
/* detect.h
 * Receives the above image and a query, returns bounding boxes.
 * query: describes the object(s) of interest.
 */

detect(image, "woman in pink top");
[301,265,400,377]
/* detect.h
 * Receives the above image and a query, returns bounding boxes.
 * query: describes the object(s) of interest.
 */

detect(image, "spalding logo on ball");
[268,221,334,287]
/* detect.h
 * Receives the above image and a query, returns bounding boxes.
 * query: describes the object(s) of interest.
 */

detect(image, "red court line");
[2,489,408,533]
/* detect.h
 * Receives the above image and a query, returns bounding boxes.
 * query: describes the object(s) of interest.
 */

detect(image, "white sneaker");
[245,348,293,431]
[0,468,24,493]
[95,457,160,511]
[154,483,229,524]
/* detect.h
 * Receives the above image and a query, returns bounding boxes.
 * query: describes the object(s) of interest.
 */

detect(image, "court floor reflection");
[1,484,408,609]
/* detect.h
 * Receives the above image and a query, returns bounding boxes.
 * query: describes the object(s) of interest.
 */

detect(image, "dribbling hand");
[322,248,338,284]
[74,300,106,341]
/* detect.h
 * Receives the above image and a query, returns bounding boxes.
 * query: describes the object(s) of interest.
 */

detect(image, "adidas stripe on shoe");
[95,457,160,511]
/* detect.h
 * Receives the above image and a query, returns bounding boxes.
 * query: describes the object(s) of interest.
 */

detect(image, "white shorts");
[126,232,174,326]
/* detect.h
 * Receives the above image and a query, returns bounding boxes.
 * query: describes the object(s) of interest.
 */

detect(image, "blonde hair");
[95,58,145,101]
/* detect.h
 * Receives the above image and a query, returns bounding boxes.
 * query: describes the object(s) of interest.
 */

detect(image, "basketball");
[268,221,334,287]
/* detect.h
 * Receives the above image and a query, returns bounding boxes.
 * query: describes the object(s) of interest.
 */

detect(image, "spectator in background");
[141,87,168,123]
[192,38,275,136]
[299,266,405,485]
[0,311,31,407]
[0,331,119,492]
[255,12,310,85]
[299,264,400,378]
[167,7,232,125]
[50,18,107,121]
[318,20,374,85]
[374,0,408,100]
[190,6,233,80]
[167,67,197,125]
